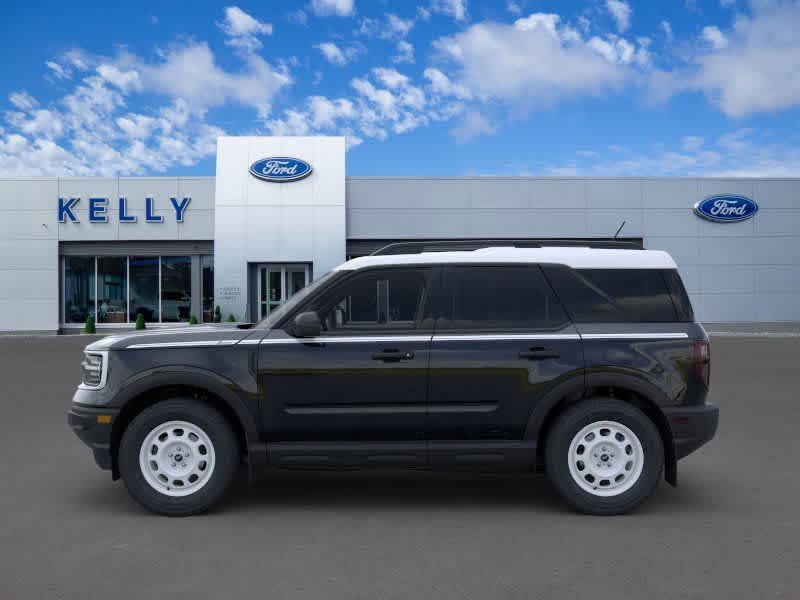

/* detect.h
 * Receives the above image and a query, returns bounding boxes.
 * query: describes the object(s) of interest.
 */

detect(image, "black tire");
[118,398,240,516]
[545,398,664,515]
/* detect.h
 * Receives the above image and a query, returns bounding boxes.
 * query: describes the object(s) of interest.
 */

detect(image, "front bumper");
[664,402,719,460]
[67,404,119,471]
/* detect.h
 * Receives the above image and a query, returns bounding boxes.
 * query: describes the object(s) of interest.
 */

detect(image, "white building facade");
[0,135,798,333]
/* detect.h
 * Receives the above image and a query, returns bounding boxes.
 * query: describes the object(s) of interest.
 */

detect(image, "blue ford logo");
[249,157,312,182]
[693,195,758,223]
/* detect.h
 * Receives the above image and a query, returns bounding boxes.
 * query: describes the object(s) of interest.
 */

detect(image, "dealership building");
[0,135,798,333]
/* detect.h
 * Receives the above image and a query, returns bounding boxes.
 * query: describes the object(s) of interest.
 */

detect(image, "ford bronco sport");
[68,243,718,516]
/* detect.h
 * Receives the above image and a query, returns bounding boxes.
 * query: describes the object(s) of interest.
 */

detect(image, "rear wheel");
[119,398,239,516]
[545,398,664,515]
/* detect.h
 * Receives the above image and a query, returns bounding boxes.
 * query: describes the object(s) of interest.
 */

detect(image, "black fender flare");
[525,369,678,485]
[110,366,264,478]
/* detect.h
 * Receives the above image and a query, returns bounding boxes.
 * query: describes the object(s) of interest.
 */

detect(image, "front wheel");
[545,398,664,515]
[118,399,239,516]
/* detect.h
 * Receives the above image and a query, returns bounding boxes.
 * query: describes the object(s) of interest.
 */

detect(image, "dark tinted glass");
[663,269,694,322]
[314,268,428,331]
[544,266,679,322]
[443,266,568,330]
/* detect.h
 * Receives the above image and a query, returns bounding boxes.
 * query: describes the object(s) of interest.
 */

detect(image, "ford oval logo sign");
[693,195,758,223]
[249,157,312,183]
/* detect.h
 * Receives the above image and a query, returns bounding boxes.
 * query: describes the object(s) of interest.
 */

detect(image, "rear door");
[426,265,584,449]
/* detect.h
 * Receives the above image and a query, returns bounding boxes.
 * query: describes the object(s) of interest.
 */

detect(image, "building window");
[64,256,95,324]
[201,255,214,322]
[97,257,127,324]
[130,256,159,322]
[161,256,191,322]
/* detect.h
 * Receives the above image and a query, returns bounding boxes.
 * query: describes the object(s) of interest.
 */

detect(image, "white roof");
[336,246,677,271]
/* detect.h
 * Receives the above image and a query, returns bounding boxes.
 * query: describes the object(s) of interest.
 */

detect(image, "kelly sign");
[58,197,191,223]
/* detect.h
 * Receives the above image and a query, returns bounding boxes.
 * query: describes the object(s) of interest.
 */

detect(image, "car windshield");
[258,270,338,329]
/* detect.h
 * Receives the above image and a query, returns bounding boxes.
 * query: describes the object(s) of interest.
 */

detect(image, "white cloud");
[386,14,414,38]
[701,25,728,49]
[546,128,800,177]
[393,41,415,63]
[690,2,800,116]
[606,0,632,33]
[310,0,354,17]
[432,13,638,107]
[430,0,468,21]
[45,61,71,80]
[660,20,673,42]
[9,91,38,111]
[423,67,472,100]
[507,1,522,16]
[218,6,272,51]
[314,42,363,66]
[720,0,736,7]
[682,135,705,152]
[451,110,496,142]
[0,35,288,175]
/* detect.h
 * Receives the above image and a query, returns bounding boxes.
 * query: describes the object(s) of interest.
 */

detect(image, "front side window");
[441,265,568,331]
[311,268,429,332]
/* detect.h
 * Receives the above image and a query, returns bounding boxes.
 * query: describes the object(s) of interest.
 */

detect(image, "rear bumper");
[664,402,719,460]
[68,404,119,471]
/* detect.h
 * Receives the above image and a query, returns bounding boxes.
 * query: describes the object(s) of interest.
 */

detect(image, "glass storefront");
[64,256,95,324]
[161,256,192,323]
[61,254,213,326]
[129,256,159,322]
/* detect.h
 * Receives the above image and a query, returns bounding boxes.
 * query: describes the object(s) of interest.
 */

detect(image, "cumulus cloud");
[431,13,642,107]
[430,0,468,21]
[217,6,273,51]
[606,0,632,33]
[691,1,800,116]
[314,41,363,66]
[393,41,415,63]
[310,0,354,17]
[451,110,496,142]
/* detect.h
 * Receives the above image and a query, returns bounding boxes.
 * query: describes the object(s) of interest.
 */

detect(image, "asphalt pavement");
[0,334,798,599]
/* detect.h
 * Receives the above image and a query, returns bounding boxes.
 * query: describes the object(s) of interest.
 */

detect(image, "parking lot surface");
[0,335,798,599]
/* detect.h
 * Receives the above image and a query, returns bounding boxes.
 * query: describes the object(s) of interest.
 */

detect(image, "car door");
[258,266,434,444]
[426,264,584,458]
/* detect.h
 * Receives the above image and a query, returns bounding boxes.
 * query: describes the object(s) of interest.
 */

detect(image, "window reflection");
[161,256,191,322]
[130,256,159,322]
[202,255,214,322]
[97,257,127,324]
[64,256,95,324]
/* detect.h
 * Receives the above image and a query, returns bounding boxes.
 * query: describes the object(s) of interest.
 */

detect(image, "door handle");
[519,347,560,360]
[372,350,415,362]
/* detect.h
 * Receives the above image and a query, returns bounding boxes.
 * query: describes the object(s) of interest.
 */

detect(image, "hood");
[84,324,257,351]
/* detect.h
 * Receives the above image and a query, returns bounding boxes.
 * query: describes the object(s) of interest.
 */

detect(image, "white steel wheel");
[567,420,644,497]
[138,420,216,497]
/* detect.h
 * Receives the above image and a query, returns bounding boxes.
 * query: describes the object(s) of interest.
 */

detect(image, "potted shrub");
[214,305,222,323]
[135,314,146,330]
[227,314,236,323]
[84,315,95,334]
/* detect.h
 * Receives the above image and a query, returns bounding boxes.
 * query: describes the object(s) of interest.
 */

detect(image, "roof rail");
[370,238,643,256]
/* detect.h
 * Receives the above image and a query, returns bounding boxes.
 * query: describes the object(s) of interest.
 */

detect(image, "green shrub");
[213,305,222,323]
[227,313,236,322]
[189,315,198,325]
[84,315,95,334]
[135,313,146,330]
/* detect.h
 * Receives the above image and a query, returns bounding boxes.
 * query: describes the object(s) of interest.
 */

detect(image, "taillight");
[694,339,710,388]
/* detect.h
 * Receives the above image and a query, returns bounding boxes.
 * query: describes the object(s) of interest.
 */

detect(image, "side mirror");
[292,311,322,338]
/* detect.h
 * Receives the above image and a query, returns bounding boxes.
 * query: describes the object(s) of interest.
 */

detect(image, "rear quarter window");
[543,266,683,323]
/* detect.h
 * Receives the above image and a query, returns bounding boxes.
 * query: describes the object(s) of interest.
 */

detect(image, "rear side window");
[543,266,680,323]
[441,266,568,330]
[663,269,694,322]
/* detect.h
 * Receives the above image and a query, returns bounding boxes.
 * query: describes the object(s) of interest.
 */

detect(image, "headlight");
[80,351,108,389]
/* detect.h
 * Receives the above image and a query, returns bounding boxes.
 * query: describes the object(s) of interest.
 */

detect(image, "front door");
[258,264,309,319]
[259,266,434,443]
[426,265,584,446]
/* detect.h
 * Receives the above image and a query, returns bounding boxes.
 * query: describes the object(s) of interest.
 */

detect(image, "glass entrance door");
[258,264,310,319]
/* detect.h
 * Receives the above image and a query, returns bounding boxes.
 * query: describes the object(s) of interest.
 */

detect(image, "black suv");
[68,246,718,516]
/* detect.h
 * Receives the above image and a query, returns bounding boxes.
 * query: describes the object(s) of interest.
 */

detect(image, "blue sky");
[1,0,798,177]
